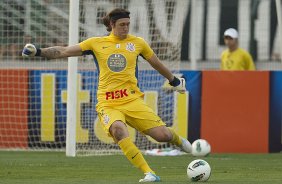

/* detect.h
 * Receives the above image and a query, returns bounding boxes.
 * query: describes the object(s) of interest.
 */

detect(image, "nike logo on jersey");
[132,152,139,159]
[102,46,111,49]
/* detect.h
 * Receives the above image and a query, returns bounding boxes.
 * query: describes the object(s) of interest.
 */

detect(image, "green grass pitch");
[1,151,282,184]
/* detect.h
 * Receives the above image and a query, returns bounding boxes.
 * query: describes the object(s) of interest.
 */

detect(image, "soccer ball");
[191,139,211,157]
[187,159,211,182]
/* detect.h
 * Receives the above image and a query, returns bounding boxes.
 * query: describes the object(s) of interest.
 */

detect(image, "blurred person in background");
[221,28,255,70]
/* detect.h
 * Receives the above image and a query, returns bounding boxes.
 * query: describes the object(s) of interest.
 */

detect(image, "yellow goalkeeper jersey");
[221,48,255,70]
[79,32,154,107]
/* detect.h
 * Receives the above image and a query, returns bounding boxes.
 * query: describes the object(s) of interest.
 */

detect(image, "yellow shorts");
[96,98,166,136]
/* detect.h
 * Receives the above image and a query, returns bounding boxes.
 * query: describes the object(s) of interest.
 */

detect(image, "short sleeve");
[245,52,256,70]
[220,50,227,70]
[139,38,154,60]
[79,37,95,51]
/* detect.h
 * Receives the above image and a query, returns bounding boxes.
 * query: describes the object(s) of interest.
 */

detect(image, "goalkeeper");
[22,8,191,183]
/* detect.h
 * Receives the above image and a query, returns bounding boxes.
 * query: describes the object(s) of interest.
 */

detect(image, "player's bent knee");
[109,121,129,141]
[148,127,173,142]
[157,130,173,142]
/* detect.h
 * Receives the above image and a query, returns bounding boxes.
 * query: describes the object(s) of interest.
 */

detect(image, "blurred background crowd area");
[1,0,281,70]
[0,0,68,60]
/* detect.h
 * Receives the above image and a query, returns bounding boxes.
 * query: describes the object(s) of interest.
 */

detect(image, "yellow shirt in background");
[221,48,255,70]
[79,32,154,107]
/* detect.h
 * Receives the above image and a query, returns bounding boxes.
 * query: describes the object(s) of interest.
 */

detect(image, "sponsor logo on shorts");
[103,114,110,125]
[105,89,128,100]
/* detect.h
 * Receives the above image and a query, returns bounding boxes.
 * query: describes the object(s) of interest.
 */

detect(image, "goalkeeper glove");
[22,43,41,57]
[169,76,186,94]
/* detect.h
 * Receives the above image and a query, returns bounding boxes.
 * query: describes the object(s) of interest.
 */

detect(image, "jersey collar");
[109,32,128,41]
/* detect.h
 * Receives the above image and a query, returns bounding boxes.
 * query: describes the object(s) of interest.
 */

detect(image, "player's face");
[224,36,238,50]
[112,18,130,39]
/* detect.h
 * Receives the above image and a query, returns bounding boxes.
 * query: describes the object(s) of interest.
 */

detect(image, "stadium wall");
[0,69,281,153]
[0,70,29,148]
[201,71,270,153]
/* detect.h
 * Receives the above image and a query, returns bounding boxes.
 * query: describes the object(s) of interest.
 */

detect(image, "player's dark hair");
[102,8,130,32]
[102,14,111,32]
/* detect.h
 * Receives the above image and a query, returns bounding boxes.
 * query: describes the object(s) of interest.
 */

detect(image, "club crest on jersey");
[126,43,135,52]
[116,44,120,48]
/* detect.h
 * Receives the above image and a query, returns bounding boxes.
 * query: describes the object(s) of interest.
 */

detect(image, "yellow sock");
[167,127,182,146]
[118,137,155,174]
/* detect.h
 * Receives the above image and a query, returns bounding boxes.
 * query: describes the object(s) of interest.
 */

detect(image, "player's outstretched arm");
[22,44,82,60]
[147,54,186,93]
